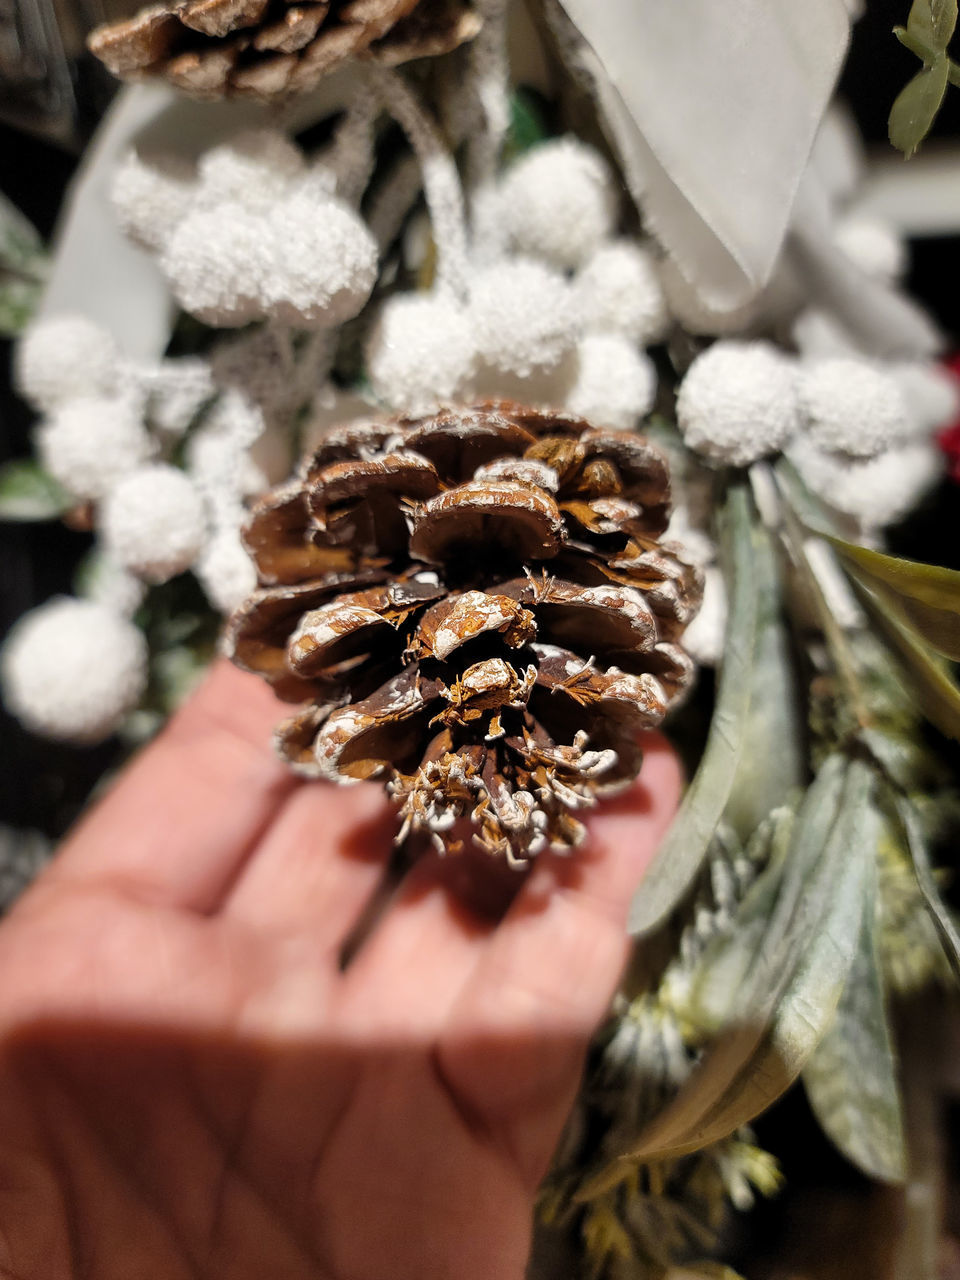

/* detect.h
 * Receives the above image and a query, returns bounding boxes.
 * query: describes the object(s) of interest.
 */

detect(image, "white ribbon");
[552,0,851,312]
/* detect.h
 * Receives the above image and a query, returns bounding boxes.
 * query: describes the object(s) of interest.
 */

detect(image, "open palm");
[0,662,680,1280]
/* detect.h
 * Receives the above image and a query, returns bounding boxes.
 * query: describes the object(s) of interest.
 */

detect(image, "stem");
[327,85,380,207]
[893,997,946,1280]
[363,65,470,301]
[464,0,511,192]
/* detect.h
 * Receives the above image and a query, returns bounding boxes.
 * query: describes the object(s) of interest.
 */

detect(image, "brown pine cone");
[88,0,481,101]
[227,402,702,866]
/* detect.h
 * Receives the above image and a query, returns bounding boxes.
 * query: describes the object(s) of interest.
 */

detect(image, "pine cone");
[88,0,481,101]
[227,402,702,865]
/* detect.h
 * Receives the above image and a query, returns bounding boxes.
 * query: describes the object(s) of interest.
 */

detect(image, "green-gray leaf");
[0,278,43,337]
[829,537,960,660]
[894,792,960,987]
[589,758,876,1181]
[0,189,45,276]
[724,525,803,841]
[628,483,758,936]
[803,876,907,1185]
[858,584,960,741]
[930,0,958,47]
[889,56,950,157]
[0,460,71,521]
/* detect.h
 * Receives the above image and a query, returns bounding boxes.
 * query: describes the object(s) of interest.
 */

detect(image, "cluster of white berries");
[675,338,956,532]
[112,130,378,330]
[3,311,267,742]
[366,137,668,428]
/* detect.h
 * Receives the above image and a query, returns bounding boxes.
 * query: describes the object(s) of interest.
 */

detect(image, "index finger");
[42,661,299,913]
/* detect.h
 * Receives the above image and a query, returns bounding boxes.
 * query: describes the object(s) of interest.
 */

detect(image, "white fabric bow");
[553,0,852,311]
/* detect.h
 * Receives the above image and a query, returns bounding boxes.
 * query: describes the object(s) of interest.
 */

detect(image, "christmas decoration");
[2,2,960,1275]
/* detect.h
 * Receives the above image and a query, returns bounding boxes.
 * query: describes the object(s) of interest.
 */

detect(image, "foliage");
[0,188,46,336]
[0,459,72,522]
[890,0,960,156]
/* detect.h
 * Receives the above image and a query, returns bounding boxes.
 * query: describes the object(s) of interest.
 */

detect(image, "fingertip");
[168,659,291,754]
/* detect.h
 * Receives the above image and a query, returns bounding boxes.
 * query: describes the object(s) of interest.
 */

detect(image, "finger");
[336,844,527,1038]
[435,735,683,1182]
[223,777,398,951]
[43,661,299,913]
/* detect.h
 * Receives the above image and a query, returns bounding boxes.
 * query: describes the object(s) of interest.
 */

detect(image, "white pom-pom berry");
[500,139,618,270]
[161,193,377,329]
[677,341,799,467]
[367,292,476,412]
[788,436,941,529]
[37,394,152,500]
[798,358,908,459]
[469,258,575,378]
[834,215,906,285]
[16,315,119,411]
[195,528,258,614]
[894,362,960,437]
[575,241,669,344]
[195,129,305,213]
[682,566,726,667]
[111,150,194,252]
[101,464,206,583]
[264,192,378,328]
[565,333,657,429]
[1,598,147,743]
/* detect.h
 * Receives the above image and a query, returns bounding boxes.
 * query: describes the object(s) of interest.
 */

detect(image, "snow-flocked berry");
[575,241,669,344]
[37,394,152,500]
[677,341,799,466]
[499,139,618,270]
[797,358,907,459]
[834,214,906,285]
[101,464,207,583]
[787,435,941,529]
[682,566,726,666]
[565,333,657,430]
[111,149,194,252]
[16,315,119,411]
[469,258,575,378]
[894,362,960,437]
[1,598,147,743]
[194,130,305,213]
[367,292,476,412]
[195,528,258,614]
[161,192,377,329]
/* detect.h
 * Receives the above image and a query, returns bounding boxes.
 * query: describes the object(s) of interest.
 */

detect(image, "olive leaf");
[0,459,72,521]
[587,758,876,1187]
[893,791,960,986]
[889,54,950,157]
[829,537,960,661]
[0,189,45,277]
[723,522,804,843]
[857,584,960,742]
[803,873,908,1185]
[899,0,956,47]
[629,483,759,937]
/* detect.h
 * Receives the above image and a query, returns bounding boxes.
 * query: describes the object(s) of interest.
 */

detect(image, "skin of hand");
[0,661,681,1280]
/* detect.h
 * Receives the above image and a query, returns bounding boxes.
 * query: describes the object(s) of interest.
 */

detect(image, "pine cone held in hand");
[88,0,481,100]
[227,403,702,865]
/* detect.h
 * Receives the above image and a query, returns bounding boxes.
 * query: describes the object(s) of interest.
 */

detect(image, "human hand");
[0,660,681,1280]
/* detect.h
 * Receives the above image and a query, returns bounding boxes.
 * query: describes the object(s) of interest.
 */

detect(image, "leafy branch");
[890,0,959,157]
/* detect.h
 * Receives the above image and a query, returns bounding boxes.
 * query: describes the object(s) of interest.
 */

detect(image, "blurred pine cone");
[227,402,702,865]
[88,0,481,100]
